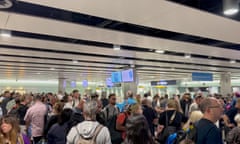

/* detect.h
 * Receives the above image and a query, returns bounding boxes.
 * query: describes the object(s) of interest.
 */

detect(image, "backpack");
[176,122,198,144]
[106,111,128,144]
[75,124,103,144]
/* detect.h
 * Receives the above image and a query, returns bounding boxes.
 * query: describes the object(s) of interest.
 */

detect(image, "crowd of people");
[0,89,240,144]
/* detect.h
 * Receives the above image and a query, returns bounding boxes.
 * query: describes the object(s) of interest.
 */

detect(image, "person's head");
[167,99,178,110]
[183,110,203,130]
[195,95,203,105]
[129,103,142,115]
[83,100,98,121]
[91,92,99,100]
[189,111,203,123]
[33,94,42,102]
[127,90,133,98]
[0,115,21,143]
[77,99,85,110]
[58,108,73,125]
[164,94,168,99]
[153,94,160,101]
[53,102,64,115]
[125,114,154,144]
[141,99,151,108]
[4,91,10,98]
[135,94,141,103]
[234,113,240,126]
[72,89,80,99]
[199,97,224,123]
[108,93,117,105]
[235,98,240,109]
[47,92,53,100]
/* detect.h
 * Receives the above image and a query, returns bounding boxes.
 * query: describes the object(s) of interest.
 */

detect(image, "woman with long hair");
[157,99,188,143]
[0,115,30,144]
[124,114,154,144]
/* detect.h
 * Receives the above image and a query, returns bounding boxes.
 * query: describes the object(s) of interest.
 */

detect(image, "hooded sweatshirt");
[67,121,111,144]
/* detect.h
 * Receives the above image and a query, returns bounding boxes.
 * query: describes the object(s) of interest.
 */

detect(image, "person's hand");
[155,125,164,137]
[227,123,235,128]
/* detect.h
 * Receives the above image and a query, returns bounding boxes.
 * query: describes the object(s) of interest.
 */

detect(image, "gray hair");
[199,97,214,113]
[83,100,98,120]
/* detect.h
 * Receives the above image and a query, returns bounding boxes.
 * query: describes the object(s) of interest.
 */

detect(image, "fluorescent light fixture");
[50,68,55,70]
[0,30,11,37]
[155,50,165,54]
[223,0,239,15]
[224,8,239,15]
[230,60,236,63]
[184,54,191,59]
[72,60,78,64]
[113,45,121,50]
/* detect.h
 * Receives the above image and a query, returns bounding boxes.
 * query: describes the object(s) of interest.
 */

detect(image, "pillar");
[220,72,231,97]
[58,77,66,94]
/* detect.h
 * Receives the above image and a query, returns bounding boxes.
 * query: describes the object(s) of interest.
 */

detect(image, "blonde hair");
[234,113,240,124]
[167,99,182,112]
[183,111,203,130]
[130,103,141,114]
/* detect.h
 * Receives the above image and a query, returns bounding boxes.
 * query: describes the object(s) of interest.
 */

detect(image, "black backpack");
[174,122,198,144]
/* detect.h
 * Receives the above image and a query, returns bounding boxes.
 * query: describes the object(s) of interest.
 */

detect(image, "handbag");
[158,111,177,143]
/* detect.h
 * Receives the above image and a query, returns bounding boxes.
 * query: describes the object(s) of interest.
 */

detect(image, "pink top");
[24,101,47,137]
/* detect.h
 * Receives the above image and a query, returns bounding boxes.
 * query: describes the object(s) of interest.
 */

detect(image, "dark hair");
[108,93,116,99]
[47,92,53,96]
[72,89,79,94]
[58,108,73,125]
[124,115,154,144]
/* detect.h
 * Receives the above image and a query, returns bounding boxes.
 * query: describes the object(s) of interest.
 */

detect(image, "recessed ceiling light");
[155,50,165,54]
[184,54,191,59]
[113,45,121,50]
[0,30,11,37]
[223,0,239,16]
[230,60,236,64]
[224,8,239,15]
[72,60,78,64]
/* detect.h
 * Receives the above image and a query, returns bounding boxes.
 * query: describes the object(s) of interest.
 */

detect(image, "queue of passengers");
[0,90,240,144]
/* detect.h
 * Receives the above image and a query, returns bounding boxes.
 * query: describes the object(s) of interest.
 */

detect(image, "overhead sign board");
[151,80,177,86]
[192,72,213,81]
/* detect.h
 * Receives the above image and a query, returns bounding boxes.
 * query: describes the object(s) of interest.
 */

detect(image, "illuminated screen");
[82,80,88,87]
[111,71,122,83]
[122,69,134,82]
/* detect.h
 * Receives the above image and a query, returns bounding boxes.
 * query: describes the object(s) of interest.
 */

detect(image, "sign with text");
[192,72,213,81]
[151,80,177,86]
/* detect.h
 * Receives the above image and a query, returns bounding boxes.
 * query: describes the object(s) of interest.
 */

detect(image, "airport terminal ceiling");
[0,0,240,83]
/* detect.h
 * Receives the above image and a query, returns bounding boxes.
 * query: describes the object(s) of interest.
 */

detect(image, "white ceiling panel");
[19,0,240,44]
[0,12,240,60]
[0,55,125,68]
[1,37,240,69]
[1,47,240,73]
